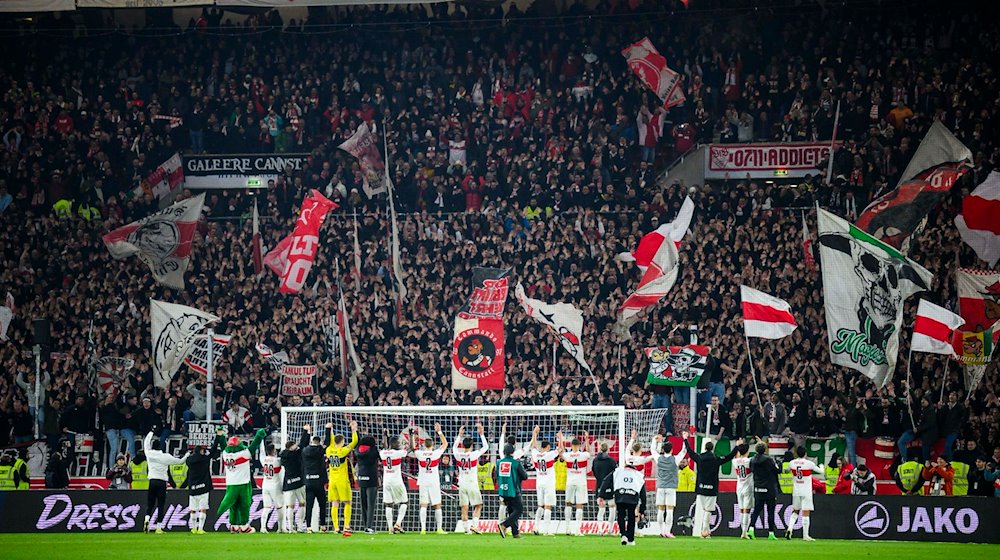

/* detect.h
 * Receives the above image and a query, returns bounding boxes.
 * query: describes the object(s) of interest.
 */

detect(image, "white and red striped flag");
[618,196,694,273]
[955,171,1000,267]
[912,299,965,356]
[251,199,263,275]
[741,285,798,339]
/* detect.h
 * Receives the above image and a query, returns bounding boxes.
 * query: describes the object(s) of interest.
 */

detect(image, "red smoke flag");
[911,299,964,357]
[741,285,798,339]
[622,38,686,109]
[955,171,1000,267]
[265,190,337,294]
[102,193,204,289]
[252,199,263,275]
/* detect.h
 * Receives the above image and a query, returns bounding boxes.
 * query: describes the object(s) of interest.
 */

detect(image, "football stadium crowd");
[0,0,998,483]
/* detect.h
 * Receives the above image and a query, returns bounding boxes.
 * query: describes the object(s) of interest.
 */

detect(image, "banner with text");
[182,154,309,190]
[280,364,316,396]
[0,0,74,12]
[705,142,839,180]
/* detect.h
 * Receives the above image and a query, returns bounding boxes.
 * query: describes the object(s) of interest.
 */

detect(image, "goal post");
[277,405,666,534]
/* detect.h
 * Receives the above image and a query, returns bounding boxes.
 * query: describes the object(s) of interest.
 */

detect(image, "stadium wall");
[1,490,998,542]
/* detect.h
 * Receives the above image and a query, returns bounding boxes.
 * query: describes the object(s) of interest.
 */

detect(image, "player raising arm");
[413,422,448,534]
[380,429,410,533]
[649,433,686,538]
[730,443,753,538]
[327,420,358,535]
[453,421,489,533]
[786,446,823,541]
[259,441,284,533]
[530,426,563,536]
[563,431,592,536]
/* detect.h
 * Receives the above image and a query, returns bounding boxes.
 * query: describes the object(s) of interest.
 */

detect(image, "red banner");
[267,190,336,294]
[621,37,685,109]
[452,268,509,391]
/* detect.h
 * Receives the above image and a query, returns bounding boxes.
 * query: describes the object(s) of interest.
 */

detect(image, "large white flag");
[103,194,205,289]
[151,299,219,388]
[618,196,694,273]
[817,208,932,388]
[515,283,591,372]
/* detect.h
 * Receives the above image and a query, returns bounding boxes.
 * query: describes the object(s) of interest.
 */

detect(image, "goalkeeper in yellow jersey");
[327,420,359,535]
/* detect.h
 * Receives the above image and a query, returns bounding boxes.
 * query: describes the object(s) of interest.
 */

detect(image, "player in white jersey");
[453,422,489,533]
[786,446,823,541]
[412,422,447,534]
[529,426,563,535]
[649,433,686,538]
[562,431,592,536]
[380,432,410,533]
[497,422,528,525]
[730,443,753,538]
[259,442,285,533]
[624,430,654,468]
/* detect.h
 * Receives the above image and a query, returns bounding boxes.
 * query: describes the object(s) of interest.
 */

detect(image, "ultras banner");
[705,142,838,179]
[182,154,309,190]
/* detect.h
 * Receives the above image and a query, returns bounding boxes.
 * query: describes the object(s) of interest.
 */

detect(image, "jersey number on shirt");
[329,456,342,469]
[263,464,277,477]
[735,465,750,478]
[793,468,805,480]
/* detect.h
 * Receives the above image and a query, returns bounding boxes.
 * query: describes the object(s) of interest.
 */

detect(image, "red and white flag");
[802,211,816,270]
[955,171,1000,267]
[129,153,184,201]
[956,268,1000,333]
[102,193,204,289]
[622,37,686,109]
[614,231,681,339]
[619,196,694,272]
[251,199,263,275]
[740,285,798,339]
[264,190,337,294]
[912,299,965,356]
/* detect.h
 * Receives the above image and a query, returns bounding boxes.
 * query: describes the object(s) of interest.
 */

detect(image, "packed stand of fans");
[0,0,998,483]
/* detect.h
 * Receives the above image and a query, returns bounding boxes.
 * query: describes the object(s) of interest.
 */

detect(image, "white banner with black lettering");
[182,154,310,190]
[75,0,212,7]
[0,0,74,12]
[705,142,839,180]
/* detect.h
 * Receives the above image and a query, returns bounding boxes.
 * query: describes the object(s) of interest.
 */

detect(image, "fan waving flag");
[622,38,686,109]
[150,300,219,388]
[265,190,337,294]
[515,283,591,372]
[338,121,388,198]
[741,285,797,339]
[955,171,1000,267]
[103,193,205,289]
[912,300,965,356]
[619,196,694,272]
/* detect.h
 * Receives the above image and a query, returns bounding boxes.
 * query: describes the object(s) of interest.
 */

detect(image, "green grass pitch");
[2,533,998,559]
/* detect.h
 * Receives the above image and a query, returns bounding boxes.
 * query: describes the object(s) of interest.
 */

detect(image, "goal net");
[278,406,666,534]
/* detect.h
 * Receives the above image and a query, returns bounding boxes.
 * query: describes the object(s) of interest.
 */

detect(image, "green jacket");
[497,456,527,498]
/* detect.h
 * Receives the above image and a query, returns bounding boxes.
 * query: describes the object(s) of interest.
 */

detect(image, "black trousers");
[501,496,523,535]
[749,493,776,532]
[146,479,167,522]
[617,501,637,542]
[305,482,328,529]
[360,486,378,530]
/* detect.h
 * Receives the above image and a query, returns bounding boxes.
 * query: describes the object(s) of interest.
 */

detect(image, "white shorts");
[655,488,676,507]
[383,480,407,504]
[695,494,717,512]
[736,484,754,510]
[459,483,483,507]
[263,484,283,509]
[791,493,814,511]
[565,480,589,504]
[419,483,442,506]
[536,481,556,507]
[188,493,208,511]
[283,487,306,506]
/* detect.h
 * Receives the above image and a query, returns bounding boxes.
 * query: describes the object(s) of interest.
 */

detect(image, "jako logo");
[855,501,889,538]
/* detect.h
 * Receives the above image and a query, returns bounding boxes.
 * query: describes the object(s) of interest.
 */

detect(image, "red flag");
[252,199,263,275]
[622,38,685,109]
[267,190,337,294]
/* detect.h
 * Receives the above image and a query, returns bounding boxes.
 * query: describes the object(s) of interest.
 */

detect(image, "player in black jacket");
[301,423,332,532]
[186,429,223,534]
[355,434,380,534]
[280,427,311,532]
[748,442,781,539]
[684,430,742,538]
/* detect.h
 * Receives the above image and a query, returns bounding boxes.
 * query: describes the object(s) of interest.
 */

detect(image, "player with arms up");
[186,429,223,534]
[563,431,592,536]
[380,430,410,533]
[786,446,823,541]
[259,441,284,533]
[683,429,742,538]
[453,421,489,533]
[327,420,359,536]
[413,422,448,534]
[218,429,267,533]
[730,443,753,538]
[530,426,563,535]
[649,433,686,538]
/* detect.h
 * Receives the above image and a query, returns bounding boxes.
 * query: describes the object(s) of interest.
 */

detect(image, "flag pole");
[743,334,763,409]
[206,328,215,422]
[904,348,916,431]
[939,358,948,404]
[825,100,841,184]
